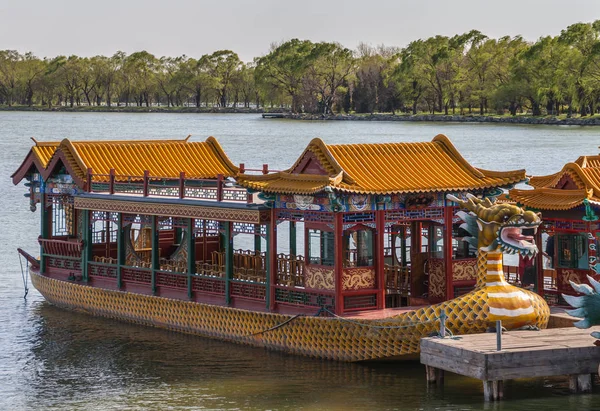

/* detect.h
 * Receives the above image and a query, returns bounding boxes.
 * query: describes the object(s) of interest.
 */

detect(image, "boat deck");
[343,306,425,319]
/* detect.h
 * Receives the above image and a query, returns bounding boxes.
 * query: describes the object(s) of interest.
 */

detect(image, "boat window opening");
[453,226,476,259]
[391,229,411,265]
[91,212,118,244]
[428,225,444,258]
[557,233,588,269]
[50,196,74,237]
[308,229,334,266]
[194,219,220,237]
[344,229,374,267]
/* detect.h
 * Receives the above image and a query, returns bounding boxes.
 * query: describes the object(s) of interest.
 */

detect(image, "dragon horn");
[446,194,463,205]
[565,307,587,318]
[587,275,600,294]
[570,280,595,296]
[562,293,584,308]
[447,194,478,213]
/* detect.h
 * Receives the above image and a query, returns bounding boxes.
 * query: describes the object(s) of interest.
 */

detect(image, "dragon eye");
[503,215,510,221]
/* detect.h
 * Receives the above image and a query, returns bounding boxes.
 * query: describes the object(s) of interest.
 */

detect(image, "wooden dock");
[421,326,600,401]
[262,113,286,118]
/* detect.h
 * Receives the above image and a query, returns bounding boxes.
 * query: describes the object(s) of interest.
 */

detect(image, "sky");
[1,0,600,62]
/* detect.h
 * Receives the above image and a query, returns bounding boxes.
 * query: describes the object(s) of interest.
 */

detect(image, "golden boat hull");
[31,271,434,362]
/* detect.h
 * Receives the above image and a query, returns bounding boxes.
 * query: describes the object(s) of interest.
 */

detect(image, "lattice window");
[123,214,152,226]
[232,222,266,235]
[385,207,445,222]
[91,211,118,223]
[48,195,74,237]
[194,219,220,237]
[158,217,173,230]
[343,212,375,223]
[91,219,118,244]
[277,209,334,223]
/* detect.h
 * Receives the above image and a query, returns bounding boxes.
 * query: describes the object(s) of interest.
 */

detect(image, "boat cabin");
[13,134,526,316]
[509,153,600,304]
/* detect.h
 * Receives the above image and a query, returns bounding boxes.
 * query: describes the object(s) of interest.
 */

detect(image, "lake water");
[1,112,599,410]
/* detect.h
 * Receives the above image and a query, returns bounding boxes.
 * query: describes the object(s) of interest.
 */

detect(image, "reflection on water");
[4,301,594,410]
[1,113,599,409]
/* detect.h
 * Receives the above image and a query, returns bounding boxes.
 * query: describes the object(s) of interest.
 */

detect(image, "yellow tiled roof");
[31,140,60,168]
[509,188,596,211]
[528,172,561,188]
[238,135,526,195]
[49,136,239,181]
[509,154,600,210]
[575,155,600,168]
[13,136,239,186]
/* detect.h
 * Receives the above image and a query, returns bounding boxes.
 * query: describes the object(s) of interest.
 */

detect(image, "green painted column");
[82,209,91,282]
[187,218,195,299]
[116,213,124,289]
[40,195,49,274]
[224,221,233,305]
[289,221,297,257]
[265,223,271,310]
[254,224,261,252]
[151,215,159,295]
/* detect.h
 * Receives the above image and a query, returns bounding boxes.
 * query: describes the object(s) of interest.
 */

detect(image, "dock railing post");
[439,312,447,338]
[496,320,502,351]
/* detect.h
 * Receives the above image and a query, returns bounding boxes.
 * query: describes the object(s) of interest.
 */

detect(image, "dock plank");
[421,327,600,382]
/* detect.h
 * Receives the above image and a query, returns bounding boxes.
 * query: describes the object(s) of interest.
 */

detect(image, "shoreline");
[283,113,600,126]
[2,106,600,125]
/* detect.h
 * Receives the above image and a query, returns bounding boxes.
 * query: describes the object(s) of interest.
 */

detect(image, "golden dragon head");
[447,194,542,256]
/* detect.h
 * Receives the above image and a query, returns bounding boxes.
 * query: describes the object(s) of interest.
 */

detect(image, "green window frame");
[557,233,588,269]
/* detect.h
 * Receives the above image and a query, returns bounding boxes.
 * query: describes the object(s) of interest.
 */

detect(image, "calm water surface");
[1,112,599,410]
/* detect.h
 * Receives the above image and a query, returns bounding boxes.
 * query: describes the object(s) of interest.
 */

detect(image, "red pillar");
[334,212,344,315]
[444,206,454,301]
[376,209,385,309]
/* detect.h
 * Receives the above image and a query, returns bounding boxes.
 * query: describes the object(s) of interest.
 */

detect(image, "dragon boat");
[13,134,550,361]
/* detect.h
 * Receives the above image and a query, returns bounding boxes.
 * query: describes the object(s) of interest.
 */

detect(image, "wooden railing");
[201,250,268,282]
[88,261,118,278]
[503,265,520,285]
[276,254,305,287]
[384,264,410,296]
[38,238,83,258]
[88,169,250,202]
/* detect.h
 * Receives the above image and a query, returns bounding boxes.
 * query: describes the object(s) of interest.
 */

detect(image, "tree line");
[2,20,600,116]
